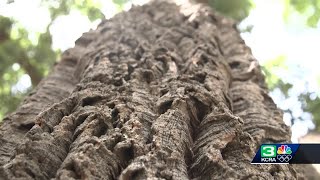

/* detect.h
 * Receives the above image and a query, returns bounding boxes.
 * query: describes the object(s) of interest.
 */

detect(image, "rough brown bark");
[0,46,83,165]
[0,0,317,179]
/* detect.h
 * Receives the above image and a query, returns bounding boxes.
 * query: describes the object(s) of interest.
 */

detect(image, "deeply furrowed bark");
[0,48,80,166]
[0,0,316,179]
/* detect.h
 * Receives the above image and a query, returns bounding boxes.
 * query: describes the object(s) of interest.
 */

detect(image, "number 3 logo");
[261,145,276,158]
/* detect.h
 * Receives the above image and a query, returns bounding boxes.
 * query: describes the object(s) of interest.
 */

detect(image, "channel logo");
[252,144,298,164]
[260,145,277,163]
[252,144,320,164]
[276,145,292,162]
[277,145,292,154]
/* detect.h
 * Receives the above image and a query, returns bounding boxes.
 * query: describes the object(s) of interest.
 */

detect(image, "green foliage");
[209,0,253,21]
[0,0,105,121]
[0,33,28,120]
[0,16,12,41]
[286,0,320,27]
[300,93,320,131]
[30,30,57,76]
[113,0,130,10]
[263,55,320,132]
[262,56,288,90]
[0,22,40,118]
[42,0,104,21]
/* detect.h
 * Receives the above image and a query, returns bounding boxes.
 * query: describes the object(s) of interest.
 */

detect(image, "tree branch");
[17,51,43,86]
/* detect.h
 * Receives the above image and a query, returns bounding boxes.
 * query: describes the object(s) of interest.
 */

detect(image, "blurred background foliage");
[0,0,320,140]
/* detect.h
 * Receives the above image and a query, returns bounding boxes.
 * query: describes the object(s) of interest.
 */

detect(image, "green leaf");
[307,12,320,27]
[301,94,320,131]
[286,0,320,27]
[209,0,253,21]
[262,55,288,90]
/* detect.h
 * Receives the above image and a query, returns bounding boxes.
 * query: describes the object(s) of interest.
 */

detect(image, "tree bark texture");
[0,0,316,179]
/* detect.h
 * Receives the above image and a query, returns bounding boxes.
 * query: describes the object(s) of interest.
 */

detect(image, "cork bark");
[0,0,316,179]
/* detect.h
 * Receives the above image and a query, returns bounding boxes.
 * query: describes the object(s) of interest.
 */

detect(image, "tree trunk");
[0,0,317,179]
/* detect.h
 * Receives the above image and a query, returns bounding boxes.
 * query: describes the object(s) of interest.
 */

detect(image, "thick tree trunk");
[0,0,317,179]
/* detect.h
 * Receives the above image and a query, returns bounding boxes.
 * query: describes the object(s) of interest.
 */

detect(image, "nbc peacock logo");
[276,145,293,163]
[277,145,292,155]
